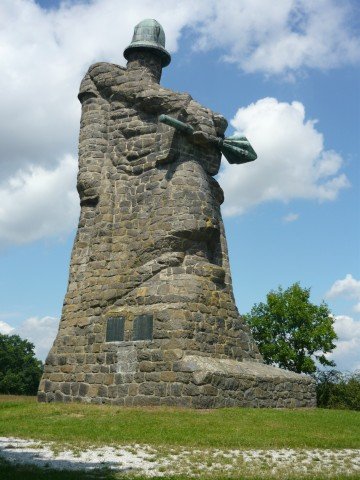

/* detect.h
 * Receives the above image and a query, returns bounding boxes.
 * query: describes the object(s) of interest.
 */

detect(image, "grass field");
[0,395,359,449]
[0,395,359,479]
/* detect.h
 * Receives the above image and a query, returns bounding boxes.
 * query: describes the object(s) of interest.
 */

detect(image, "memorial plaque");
[133,314,153,341]
[106,316,125,342]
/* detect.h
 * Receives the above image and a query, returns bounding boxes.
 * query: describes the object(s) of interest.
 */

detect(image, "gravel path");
[0,437,359,477]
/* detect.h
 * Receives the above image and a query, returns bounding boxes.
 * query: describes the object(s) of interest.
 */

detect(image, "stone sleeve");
[76,66,110,206]
[184,100,227,139]
[134,86,192,115]
[78,72,98,104]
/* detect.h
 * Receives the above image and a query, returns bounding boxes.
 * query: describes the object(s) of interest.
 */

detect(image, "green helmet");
[124,19,171,67]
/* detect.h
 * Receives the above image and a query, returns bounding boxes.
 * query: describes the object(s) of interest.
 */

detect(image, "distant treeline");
[315,370,360,411]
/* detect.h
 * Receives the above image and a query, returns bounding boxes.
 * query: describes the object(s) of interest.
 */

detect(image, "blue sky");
[0,0,359,370]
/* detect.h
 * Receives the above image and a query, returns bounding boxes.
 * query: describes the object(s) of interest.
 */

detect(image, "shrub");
[315,370,360,410]
[0,334,43,395]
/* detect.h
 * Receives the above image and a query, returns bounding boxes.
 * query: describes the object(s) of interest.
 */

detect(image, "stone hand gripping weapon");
[159,114,257,164]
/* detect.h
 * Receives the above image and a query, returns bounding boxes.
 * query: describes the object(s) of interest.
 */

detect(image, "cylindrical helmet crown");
[124,19,171,67]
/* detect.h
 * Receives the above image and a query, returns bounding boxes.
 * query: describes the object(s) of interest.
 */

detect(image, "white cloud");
[283,213,299,223]
[194,0,360,75]
[0,155,79,246]
[326,274,360,314]
[17,316,59,361]
[333,314,360,340]
[218,97,349,216]
[1,0,358,177]
[0,0,357,244]
[326,274,360,301]
[0,0,206,178]
[0,314,59,361]
[0,0,207,244]
[328,315,360,371]
[0,320,15,335]
[354,303,360,313]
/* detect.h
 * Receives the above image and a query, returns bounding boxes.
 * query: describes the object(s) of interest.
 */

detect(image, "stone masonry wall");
[38,51,316,408]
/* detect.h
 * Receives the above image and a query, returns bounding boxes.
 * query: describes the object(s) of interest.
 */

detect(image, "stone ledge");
[174,355,314,383]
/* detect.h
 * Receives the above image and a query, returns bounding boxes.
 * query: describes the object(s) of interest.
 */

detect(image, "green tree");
[245,283,337,374]
[316,370,360,410]
[0,334,43,395]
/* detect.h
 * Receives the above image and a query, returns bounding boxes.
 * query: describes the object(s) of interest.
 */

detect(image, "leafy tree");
[316,370,360,410]
[245,283,337,374]
[0,334,43,395]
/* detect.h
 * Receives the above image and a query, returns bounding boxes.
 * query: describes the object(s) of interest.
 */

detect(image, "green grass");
[0,395,359,449]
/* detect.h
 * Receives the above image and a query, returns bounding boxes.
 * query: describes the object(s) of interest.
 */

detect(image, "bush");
[316,370,360,410]
[0,334,43,395]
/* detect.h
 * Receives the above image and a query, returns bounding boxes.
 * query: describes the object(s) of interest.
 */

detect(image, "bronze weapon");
[159,114,257,165]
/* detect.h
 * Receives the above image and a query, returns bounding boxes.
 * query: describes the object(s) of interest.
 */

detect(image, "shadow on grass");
[0,458,187,480]
[1,459,360,480]
[0,442,124,472]
[0,450,186,480]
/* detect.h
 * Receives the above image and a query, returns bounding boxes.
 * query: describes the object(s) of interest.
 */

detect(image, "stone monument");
[38,19,316,407]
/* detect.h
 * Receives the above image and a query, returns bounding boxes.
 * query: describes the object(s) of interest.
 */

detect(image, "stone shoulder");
[77,61,227,136]
[78,62,126,102]
[134,84,192,114]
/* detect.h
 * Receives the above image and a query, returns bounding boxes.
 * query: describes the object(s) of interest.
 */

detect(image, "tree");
[315,369,360,410]
[245,283,337,374]
[0,334,43,395]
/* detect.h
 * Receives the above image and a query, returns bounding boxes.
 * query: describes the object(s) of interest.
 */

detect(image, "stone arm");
[134,86,192,116]
[184,99,228,144]
[82,62,228,142]
[79,62,126,102]
[79,62,228,176]
[83,61,228,143]
[77,63,125,204]
[134,85,227,139]
[134,85,228,175]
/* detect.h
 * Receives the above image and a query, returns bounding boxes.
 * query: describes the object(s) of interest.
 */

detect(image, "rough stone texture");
[38,48,316,408]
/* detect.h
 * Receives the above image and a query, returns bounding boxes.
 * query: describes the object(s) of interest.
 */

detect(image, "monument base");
[38,353,316,408]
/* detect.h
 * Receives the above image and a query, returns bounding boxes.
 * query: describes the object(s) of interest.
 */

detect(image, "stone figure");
[38,19,315,407]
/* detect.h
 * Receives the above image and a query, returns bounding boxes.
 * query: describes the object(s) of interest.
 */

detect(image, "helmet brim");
[123,43,171,67]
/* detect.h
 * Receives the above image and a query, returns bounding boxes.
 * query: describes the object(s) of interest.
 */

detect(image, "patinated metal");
[133,315,153,341]
[106,317,125,342]
[159,114,257,164]
[124,19,171,67]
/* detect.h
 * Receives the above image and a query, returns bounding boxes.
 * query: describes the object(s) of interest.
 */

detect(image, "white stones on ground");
[0,437,359,477]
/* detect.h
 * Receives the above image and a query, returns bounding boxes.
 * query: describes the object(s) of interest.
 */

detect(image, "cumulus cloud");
[328,315,360,371]
[194,0,360,75]
[0,155,78,246]
[0,0,357,244]
[0,315,59,361]
[0,0,206,244]
[1,0,358,176]
[17,316,59,361]
[0,320,15,335]
[218,97,349,216]
[326,274,360,313]
[326,274,360,300]
[354,303,360,314]
[0,0,207,178]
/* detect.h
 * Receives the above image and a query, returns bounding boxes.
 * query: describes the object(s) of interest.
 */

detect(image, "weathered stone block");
[160,371,177,382]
